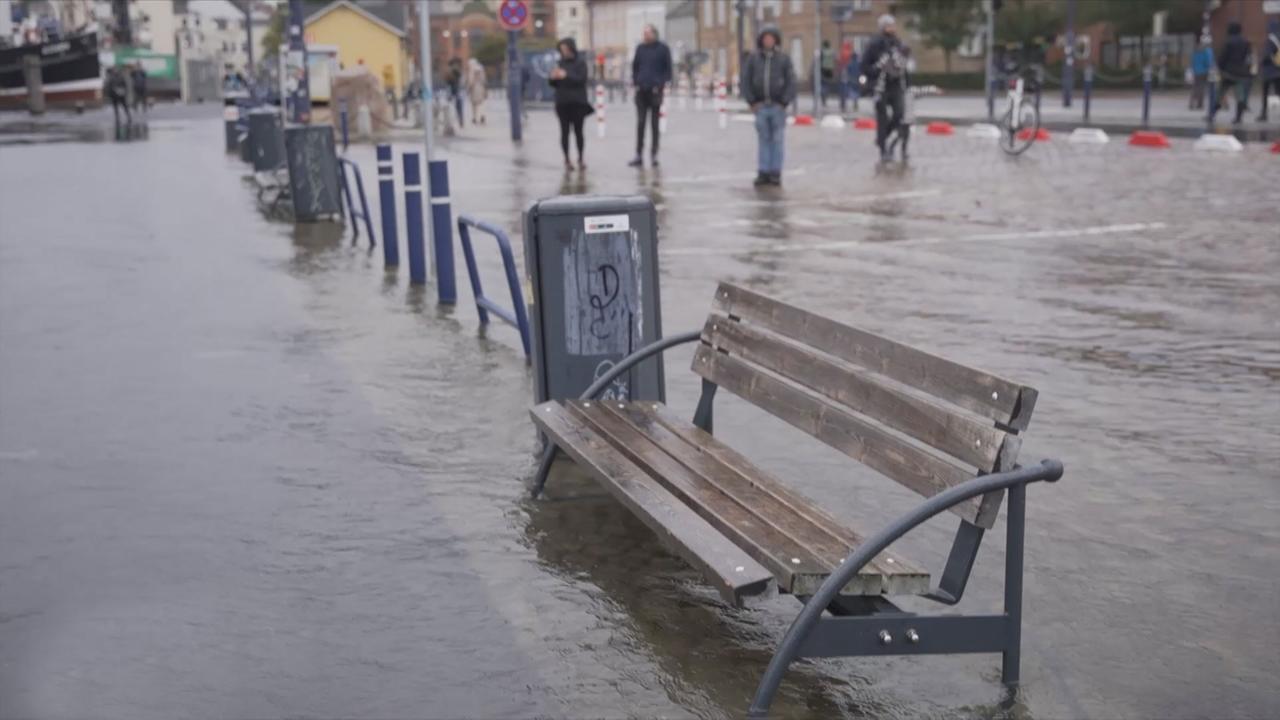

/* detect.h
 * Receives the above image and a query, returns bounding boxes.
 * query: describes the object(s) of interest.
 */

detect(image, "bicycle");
[997,69,1041,155]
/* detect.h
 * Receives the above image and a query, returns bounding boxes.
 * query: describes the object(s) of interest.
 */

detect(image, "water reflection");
[523,463,875,720]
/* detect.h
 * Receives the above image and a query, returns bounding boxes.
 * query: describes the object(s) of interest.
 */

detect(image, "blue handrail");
[456,214,531,359]
[337,157,376,248]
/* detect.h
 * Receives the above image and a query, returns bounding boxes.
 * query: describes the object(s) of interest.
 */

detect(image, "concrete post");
[23,54,45,115]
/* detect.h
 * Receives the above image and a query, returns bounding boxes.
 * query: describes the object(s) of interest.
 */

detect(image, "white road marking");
[663,221,1170,256]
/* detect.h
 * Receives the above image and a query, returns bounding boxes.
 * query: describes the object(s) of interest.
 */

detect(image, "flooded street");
[1,104,1277,719]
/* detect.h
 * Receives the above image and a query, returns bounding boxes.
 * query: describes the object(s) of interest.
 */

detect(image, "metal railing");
[337,157,375,248]
[456,214,530,359]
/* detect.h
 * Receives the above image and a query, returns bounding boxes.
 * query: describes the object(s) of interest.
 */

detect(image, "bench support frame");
[747,461,1061,717]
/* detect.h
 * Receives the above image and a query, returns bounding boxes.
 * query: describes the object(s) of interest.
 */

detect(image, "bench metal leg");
[1002,482,1026,687]
[693,380,717,434]
[531,444,556,498]
[924,520,985,605]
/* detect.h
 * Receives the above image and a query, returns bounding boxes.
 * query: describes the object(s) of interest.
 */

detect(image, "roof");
[305,0,406,38]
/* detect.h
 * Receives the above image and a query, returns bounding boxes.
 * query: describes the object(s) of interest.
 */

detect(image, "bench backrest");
[692,283,1038,529]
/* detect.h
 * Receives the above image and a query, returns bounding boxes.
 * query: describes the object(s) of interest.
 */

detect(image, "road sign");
[498,0,529,31]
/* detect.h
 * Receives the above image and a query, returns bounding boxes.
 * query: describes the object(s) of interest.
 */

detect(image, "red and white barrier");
[595,84,606,138]
[716,78,727,129]
[1128,130,1170,148]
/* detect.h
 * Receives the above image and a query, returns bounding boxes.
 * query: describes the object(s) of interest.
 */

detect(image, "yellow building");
[304,0,409,94]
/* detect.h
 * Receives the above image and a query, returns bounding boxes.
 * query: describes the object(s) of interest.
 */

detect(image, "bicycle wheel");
[999,101,1039,156]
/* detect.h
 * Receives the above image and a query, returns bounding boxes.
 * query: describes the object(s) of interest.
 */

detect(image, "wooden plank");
[530,402,775,605]
[711,283,1039,431]
[692,344,997,528]
[614,402,931,596]
[702,313,1013,471]
[567,401,830,593]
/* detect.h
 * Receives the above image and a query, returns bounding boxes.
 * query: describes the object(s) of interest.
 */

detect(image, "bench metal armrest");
[529,330,702,498]
[577,329,702,401]
[748,459,1064,716]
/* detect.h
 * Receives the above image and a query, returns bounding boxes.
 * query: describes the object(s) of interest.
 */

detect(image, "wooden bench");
[529,282,1064,714]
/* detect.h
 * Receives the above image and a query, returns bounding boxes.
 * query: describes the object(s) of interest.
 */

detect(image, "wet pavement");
[1,103,1278,719]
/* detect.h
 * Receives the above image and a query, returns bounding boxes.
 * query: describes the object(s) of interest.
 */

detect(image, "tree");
[900,0,983,73]
[473,35,508,69]
[994,0,1064,46]
[260,4,287,58]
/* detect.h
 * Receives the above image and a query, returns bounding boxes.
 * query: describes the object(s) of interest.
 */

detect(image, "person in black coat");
[629,24,672,167]
[548,37,593,171]
[1215,21,1254,124]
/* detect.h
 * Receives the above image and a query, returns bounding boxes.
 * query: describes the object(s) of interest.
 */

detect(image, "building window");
[569,7,576,17]
[853,0,872,10]
[790,0,803,14]
[717,0,727,27]
[215,18,227,31]
[790,36,803,74]
[717,47,726,75]
[703,0,713,26]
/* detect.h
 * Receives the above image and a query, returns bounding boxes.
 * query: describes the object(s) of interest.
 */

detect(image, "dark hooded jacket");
[632,31,673,90]
[1262,21,1279,78]
[742,27,796,106]
[860,30,908,91]
[1218,22,1253,79]
[549,38,592,111]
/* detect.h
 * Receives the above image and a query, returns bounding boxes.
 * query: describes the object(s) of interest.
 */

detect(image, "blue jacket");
[632,41,673,90]
[1191,46,1214,76]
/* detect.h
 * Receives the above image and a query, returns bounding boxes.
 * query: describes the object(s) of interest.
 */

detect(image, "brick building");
[408,0,556,82]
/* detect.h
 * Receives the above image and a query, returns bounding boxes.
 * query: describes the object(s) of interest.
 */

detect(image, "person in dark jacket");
[1258,21,1279,121]
[1214,21,1253,124]
[860,14,910,161]
[130,63,147,114]
[629,24,672,167]
[548,37,593,171]
[742,26,796,186]
[104,66,131,126]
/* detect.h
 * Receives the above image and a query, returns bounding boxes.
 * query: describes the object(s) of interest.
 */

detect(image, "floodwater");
[1,104,1277,719]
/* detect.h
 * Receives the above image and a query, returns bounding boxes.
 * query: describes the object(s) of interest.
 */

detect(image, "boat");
[0,32,103,109]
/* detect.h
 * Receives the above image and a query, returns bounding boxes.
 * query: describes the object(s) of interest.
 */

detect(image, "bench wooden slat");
[530,402,775,606]
[625,402,931,596]
[702,313,1020,472]
[692,343,1001,528]
[567,401,832,593]
[712,283,1038,431]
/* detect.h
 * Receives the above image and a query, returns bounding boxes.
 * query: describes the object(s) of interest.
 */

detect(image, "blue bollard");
[1083,64,1093,122]
[1141,65,1152,128]
[340,100,349,152]
[428,159,457,305]
[376,144,399,269]
[403,152,426,285]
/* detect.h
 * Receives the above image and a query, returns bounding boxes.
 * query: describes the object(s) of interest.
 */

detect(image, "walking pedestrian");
[549,37,593,171]
[1214,22,1254,125]
[839,40,858,113]
[1258,21,1279,121]
[446,57,464,125]
[820,40,835,107]
[130,63,147,114]
[104,66,131,126]
[861,14,910,162]
[629,24,672,168]
[1189,35,1213,110]
[742,26,796,187]
[467,58,487,125]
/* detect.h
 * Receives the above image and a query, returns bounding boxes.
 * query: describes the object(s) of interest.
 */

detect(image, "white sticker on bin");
[583,214,630,234]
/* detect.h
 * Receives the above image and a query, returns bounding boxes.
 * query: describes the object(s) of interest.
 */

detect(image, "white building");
[178,0,274,74]
[556,0,586,45]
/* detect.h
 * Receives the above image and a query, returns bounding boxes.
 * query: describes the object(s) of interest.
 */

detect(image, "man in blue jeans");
[742,27,796,186]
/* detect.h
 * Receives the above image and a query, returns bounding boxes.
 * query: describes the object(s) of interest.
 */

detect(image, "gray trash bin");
[284,125,342,221]
[524,195,664,404]
[248,108,283,172]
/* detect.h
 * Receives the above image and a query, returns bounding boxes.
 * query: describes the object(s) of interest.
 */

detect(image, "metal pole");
[1083,63,1092,122]
[736,0,746,84]
[812,0,821,116]
[339,100,349,151]
[1141,64,1152,128]
[507,30,523,141]
[285,0,310,124]
[985,0,995,120]
[376,143,400,269]
[244,4,254,75]
[1000,482,1027,685]
[1062,0,1074,107]
[417,0,435,278]
[1206,69,1217,129]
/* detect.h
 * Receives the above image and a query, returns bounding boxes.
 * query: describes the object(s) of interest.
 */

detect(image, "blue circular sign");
[499,0,529,30]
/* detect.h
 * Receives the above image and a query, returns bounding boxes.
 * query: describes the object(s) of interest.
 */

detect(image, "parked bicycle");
[994,47,1045,156]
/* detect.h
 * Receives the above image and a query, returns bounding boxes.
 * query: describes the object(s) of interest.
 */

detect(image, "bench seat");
[531,399,932,605]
